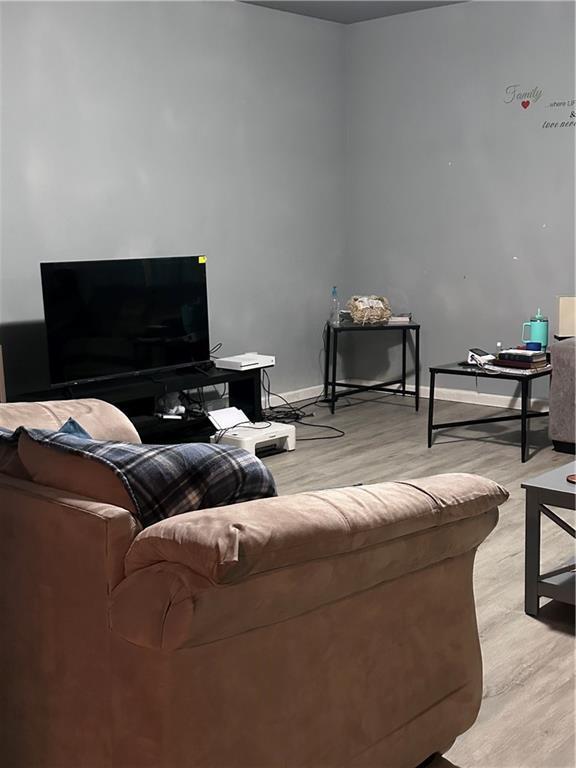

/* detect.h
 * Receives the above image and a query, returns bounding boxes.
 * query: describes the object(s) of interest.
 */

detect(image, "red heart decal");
[521,100,530,109]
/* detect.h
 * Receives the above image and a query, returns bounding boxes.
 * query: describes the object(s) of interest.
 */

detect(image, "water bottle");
[330,286,340,326]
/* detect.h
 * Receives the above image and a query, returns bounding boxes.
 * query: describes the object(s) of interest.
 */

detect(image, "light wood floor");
[262,392,575,768]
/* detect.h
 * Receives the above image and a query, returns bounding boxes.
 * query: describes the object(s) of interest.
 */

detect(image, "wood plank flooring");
[262,392,575,768]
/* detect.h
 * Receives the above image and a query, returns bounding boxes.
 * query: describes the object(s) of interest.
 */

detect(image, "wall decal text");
[503,84,543,107]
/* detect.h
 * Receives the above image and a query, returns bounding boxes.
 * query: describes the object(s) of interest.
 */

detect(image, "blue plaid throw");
[0,427,277,527]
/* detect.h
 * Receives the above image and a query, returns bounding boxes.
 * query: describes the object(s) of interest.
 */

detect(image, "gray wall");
[1,1,574,400]
[0,1,345,395]
[344,0,575,393]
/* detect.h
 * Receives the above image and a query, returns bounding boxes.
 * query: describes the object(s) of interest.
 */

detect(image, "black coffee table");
[427,362,552,462]
[522,463,576,617]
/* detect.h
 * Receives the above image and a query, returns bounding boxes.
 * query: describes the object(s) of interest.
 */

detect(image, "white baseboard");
[266,380,548,413]
[264,384,324,409]
[419,384,548,413]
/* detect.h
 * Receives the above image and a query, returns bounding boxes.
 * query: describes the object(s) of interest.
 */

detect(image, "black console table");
[323,320,420,414]
[14,366,265,437]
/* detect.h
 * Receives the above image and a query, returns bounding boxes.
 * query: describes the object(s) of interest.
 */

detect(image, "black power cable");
[261,370,345,442]
[210,342,223,356]
[212,420,273,444]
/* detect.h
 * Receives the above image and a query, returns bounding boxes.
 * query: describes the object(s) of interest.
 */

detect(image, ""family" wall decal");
[503,84,575,128]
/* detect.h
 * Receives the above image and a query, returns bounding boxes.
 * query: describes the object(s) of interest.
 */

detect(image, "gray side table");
[522,463,576,617]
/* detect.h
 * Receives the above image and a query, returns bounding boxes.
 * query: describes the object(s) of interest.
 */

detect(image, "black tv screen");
[41,255,210,385]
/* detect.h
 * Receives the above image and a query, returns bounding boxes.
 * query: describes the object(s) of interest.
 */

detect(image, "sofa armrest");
[550,338,576,445]
[125,473,507,584]
[0,474,140,590]
[111,473,507,649]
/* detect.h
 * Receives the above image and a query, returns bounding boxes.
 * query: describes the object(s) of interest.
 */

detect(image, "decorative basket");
[347,295,392,325]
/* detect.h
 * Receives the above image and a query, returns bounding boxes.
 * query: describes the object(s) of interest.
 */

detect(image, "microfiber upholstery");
[0,398,142,442]
[549,338,575,448]
[113,473,507,650]
[0,398,510,768]
[15,427,277,527]
[0,399,140,480]
[0,442,29,479]
[0,416,94,480]
[125,472,508,584]
[18,432,137,513]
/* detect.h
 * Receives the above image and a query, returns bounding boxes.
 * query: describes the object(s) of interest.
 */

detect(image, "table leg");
[521,378,529,462]
[402,328,407,396]
[427,370,435,447]
[323,322,331,400]
[415,327,420,412]
[229,370,262,421]
[330,329,338,415]
[525,491,541,616]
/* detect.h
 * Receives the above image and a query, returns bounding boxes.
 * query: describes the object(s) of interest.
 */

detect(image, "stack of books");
[387,313,413,324]
[491,348,548,370]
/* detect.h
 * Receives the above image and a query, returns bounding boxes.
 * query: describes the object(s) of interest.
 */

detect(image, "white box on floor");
[210,421,296,455]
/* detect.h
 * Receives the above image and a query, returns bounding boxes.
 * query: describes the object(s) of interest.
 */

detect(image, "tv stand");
[186,360,215,374]
[15,365,266,442]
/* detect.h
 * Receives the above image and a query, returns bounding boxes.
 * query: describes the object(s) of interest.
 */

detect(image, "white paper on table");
[207,406,250,431]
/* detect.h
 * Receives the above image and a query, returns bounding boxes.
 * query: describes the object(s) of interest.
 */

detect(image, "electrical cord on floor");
[262,370,314,420]
[315,392,399,409]
[261,370,345,441]
[294,420,346,441]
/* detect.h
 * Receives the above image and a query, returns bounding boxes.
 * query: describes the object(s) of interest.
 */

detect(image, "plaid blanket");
[0,427,277,527]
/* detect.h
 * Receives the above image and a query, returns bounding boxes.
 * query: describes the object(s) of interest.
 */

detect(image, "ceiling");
[240,1,465,25]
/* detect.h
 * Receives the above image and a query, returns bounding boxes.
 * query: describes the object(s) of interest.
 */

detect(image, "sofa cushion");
[0,442,29,479]
[15,428,277,526]
[0,398,142,443]
[0,417,91,480]
[19,432,137,512]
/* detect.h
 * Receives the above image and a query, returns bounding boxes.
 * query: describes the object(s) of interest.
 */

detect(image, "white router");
[216,353,275,371]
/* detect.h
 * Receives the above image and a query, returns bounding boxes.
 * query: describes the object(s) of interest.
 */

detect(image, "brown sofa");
[0,399,508,768]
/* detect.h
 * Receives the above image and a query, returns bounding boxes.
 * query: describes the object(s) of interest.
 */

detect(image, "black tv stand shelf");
[15,365,266,441]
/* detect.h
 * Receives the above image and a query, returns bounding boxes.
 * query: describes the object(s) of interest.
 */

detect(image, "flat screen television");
[41,255,210,386]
